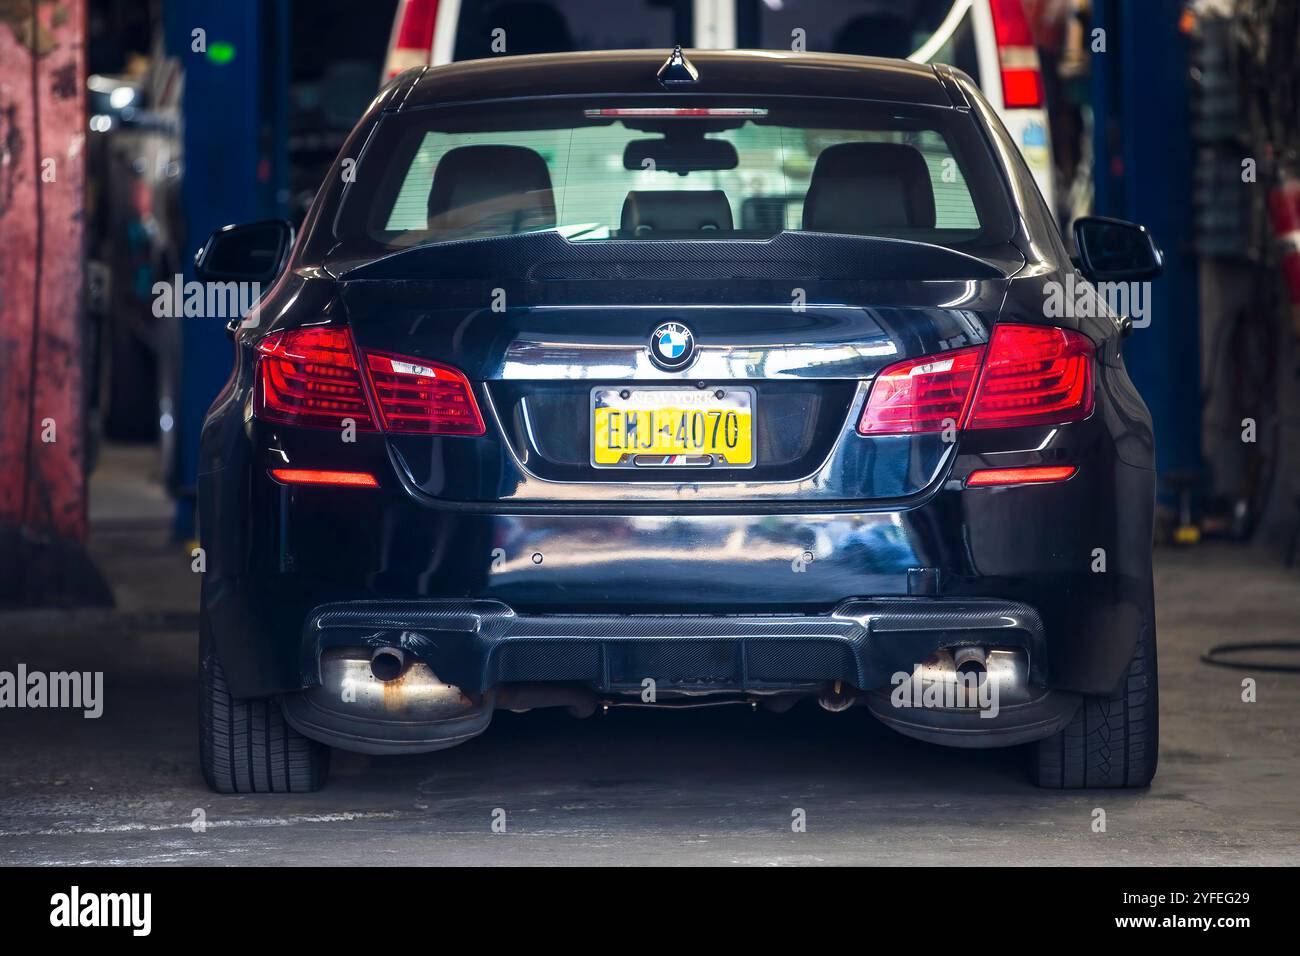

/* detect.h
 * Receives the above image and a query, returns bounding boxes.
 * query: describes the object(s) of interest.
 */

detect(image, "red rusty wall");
[0,0,88,542]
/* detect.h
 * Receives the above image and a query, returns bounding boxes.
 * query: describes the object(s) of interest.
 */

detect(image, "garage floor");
[2,447,1297,865]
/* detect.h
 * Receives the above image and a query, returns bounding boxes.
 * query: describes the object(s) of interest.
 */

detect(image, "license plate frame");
[589,385,757,469]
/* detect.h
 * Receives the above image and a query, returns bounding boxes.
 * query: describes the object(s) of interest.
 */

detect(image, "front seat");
[621,190,733,236]
[802,142,936,235]
[426,144,557,238]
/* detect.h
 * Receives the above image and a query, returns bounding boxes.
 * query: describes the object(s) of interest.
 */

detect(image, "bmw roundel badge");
[649,321,695,370]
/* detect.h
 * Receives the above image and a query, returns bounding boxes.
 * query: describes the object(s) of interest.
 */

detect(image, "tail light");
[365,352,485,436]
[256,327,484,436]
[858,325,1094,435]
[989,0,1045,109]
[966,324,1094,429]
[857,346,984,434]
[257,328,377,430]
[383,0,438,79]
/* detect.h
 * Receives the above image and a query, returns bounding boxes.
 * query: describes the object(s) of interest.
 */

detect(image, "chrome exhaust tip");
[370,647,407,682]
[952,646,988,684]
[818,680,855,712]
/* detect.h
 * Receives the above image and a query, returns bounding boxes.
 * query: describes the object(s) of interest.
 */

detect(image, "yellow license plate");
[591,387,754,467]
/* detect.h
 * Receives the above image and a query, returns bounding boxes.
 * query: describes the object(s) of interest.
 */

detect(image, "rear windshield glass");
[333,98,1014,254]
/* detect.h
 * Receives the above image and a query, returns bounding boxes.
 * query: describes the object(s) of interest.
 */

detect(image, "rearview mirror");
[623,137,739,175]
[195,219,294,284]
[1073,216,1163,282]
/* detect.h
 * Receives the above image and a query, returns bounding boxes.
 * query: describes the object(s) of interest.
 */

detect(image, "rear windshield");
[333,98,1014,255]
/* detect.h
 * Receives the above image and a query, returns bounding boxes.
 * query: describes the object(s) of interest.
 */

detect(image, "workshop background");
[1,0,1298,865]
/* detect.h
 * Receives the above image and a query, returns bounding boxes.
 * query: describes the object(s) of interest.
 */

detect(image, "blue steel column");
[165,0,286,538]
[1092,0,1201,489]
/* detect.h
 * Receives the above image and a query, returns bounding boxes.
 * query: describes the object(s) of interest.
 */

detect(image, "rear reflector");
[364,351,486,436]
[965,465,1077,487]
[270,469,379,488]
[966,325,1094,430]
[857,346,984,435]
[257,328,377,431]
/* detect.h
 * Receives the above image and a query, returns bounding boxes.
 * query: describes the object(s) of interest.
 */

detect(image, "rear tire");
[199,618,330,793]
[1033,623,1159,788]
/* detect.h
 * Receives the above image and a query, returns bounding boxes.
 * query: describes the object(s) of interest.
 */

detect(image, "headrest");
[427,144,556,236]
[620,190,734,236]
[802,142,936,234]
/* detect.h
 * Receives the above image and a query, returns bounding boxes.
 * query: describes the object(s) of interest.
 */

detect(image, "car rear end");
[199,51,1155,791]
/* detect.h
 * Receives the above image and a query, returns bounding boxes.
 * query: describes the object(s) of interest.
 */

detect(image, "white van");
[383,0,1055,209]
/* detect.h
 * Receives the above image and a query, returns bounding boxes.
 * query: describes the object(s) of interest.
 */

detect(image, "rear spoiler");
[330,230,1017,283]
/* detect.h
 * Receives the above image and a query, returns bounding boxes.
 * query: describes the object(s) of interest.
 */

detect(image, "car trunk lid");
[333,232,1019,504]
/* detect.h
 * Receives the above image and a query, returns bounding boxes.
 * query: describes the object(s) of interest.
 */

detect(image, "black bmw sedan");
[194,48,1162,792]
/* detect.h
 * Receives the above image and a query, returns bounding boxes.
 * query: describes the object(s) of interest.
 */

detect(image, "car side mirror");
[195,219,294,285]
[1073,215,1163,283]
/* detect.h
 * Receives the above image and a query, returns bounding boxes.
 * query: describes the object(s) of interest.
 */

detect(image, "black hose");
[1200,641,1300,673]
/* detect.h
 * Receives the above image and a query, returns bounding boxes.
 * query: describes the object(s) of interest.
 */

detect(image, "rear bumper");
[301,597,1049,696]
[280,597,1080,753]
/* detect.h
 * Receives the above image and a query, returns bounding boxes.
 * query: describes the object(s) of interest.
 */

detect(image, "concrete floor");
[1,445,1298,865]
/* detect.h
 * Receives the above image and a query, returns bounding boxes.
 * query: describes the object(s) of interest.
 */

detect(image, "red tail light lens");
[857,346,984,435]
[256,327,484,437]
[989,0,1045,108]
[394,0,438,47]
[989,0,1035,45]
[967,324,1094,430]
[857,325,1094,436]
[364,352,485,436]
[999,68,1045,109]
[384,0,439,77]
[256,328,377,430]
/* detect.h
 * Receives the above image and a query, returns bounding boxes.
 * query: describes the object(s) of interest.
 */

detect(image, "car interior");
[422,139,939,241]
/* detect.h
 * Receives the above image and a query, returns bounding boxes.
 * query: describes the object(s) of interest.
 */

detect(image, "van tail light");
[857,346,984,435]
[383,0,438,79]
[989,0,1045,109]
[966,324,1094,429]
[256,328,377,431]
[363,352,485,436]
[256,327,484,436]
[858,324,1094,435]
